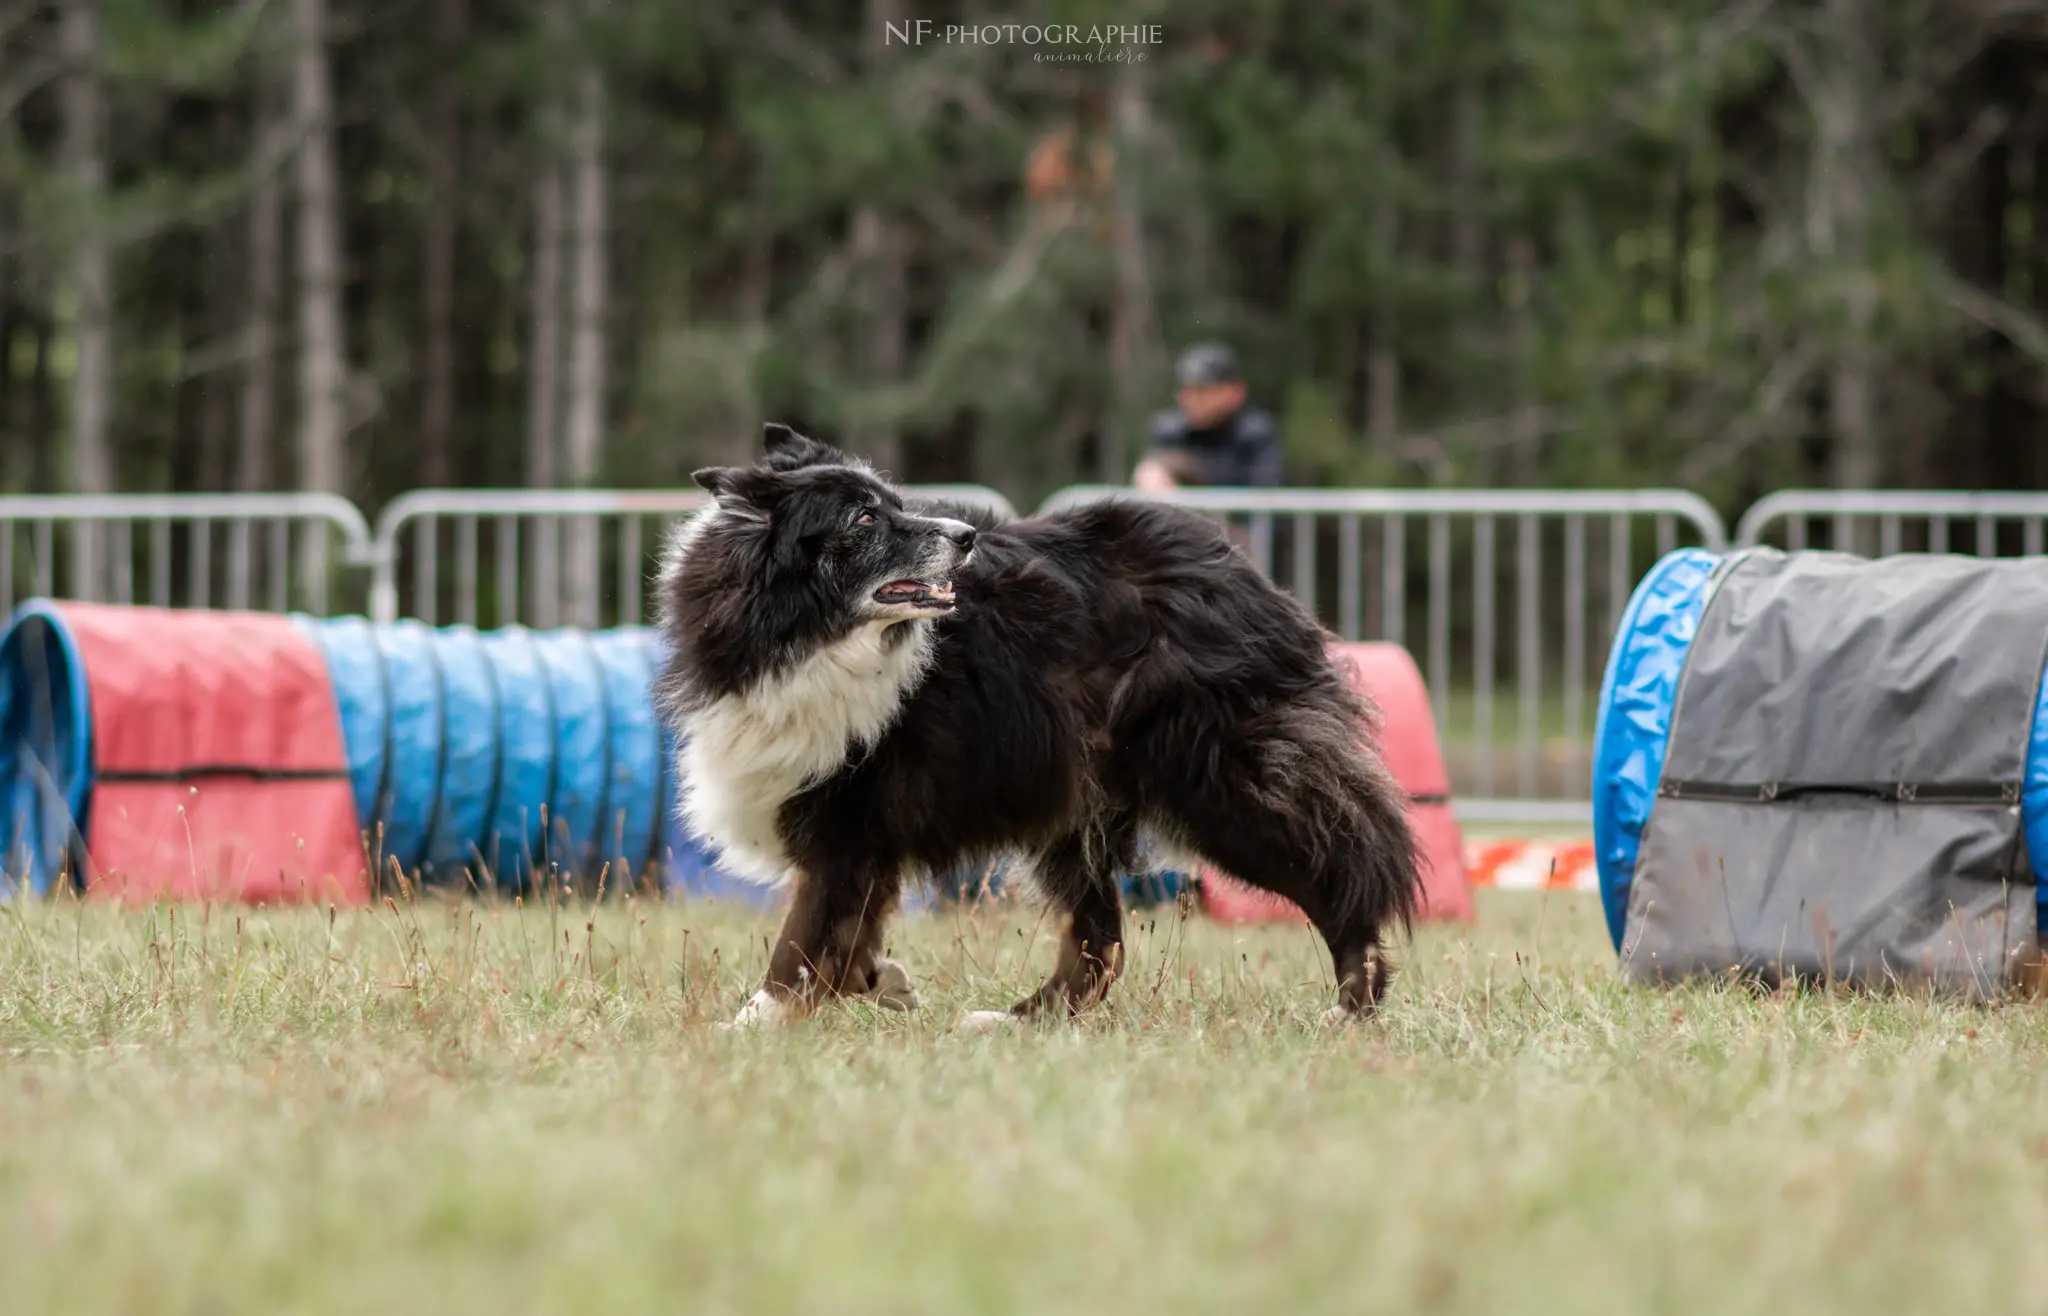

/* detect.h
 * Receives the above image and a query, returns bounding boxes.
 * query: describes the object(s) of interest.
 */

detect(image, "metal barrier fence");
[367,484,1020,627]
[1734,491,2048,556]
[0,493,375,618]
[29,482,2048,827]
[1039,486,1730,825]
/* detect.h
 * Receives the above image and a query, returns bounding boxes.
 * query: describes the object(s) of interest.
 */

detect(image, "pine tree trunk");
[1811,0,1883,498]
[524,140,565,624]
[60,0,110,494]
[2033,105,2048,488]
[199,354,232,503]
[60,0,111,596]
[1368,195,1401,458]
[562,67,607,627]
[1365,2,1405,475]
[525,158,563,491]
[198,235,234,495]
[0,262,16,491]
[238,84,282,492]
[28,316,52,494]
[1452,85,1484,285]
[419,0,465,487]
[1507,234,1541,484]
[847,206,905,474]
[292,0,346,602]
[292,0,345,494]
[1104,60,1156,485]
[1829,338,1879,488]
[848,0,905,475]
[563,67,606,489]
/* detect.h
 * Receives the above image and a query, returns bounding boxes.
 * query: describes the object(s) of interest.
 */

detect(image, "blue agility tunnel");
[6,601,1198,909]
[589,629,665,888]
[0,602,91,895]
[1592,547,2048,996]
[296,617,676,892]
[1590,549,1720,949]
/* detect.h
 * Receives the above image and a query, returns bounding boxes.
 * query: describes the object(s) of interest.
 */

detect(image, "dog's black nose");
[937,519,977,550]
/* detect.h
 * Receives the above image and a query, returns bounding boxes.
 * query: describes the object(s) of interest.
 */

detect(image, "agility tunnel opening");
[0,603,683,902]
[1593,546,2048,997]
[0,602,91,895]
[0,601,365,902]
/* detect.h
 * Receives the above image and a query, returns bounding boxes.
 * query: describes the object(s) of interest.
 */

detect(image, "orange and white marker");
[1461,839,1598,891]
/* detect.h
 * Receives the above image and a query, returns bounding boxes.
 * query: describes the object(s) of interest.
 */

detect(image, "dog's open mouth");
[873,579,955,610]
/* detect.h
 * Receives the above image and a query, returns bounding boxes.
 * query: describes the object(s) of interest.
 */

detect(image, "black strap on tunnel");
[640,644,671,890]
[369,624,398,871]
[1657,777,2021,806]
[531,631,560,886]
[574,630,616,884]
[471,629,507,889]
[97,765,351,784]
[414,626,453,877]
[643,720,670,889]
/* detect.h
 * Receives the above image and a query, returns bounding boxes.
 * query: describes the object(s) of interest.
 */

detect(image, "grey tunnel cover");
[1625,548,2048,997]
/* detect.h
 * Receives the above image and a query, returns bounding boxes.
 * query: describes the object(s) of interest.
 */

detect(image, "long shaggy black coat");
[655,425,1419,1026]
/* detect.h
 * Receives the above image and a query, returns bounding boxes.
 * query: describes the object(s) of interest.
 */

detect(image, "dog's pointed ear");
[692,466,778,516]
[762,423,853,472]
[692,466,742,498]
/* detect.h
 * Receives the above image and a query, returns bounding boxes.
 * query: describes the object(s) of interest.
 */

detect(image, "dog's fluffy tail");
[1275,676,1423,939]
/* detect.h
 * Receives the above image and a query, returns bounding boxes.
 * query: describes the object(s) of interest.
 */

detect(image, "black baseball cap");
[1175,342,1242,388]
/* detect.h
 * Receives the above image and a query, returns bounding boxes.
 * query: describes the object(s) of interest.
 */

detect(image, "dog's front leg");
[726,865,901,1028]
[963,875,1123,1031]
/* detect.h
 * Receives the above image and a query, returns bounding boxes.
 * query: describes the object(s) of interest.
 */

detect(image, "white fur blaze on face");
[722,988,796,1030]
[678,620,937,886]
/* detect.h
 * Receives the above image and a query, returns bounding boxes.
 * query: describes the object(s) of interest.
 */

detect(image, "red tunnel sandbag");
[1201,640,1475,925]
[61,603,368,904]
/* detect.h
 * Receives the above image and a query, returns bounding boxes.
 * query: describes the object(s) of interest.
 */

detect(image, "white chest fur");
[677,621,935,885]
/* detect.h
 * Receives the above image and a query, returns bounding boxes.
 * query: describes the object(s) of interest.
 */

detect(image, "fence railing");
[1039,486,1730,825]
[0,493,376,618]
[21,482,2048,828]
[365,484,1019,628]
[1733,490,2048,556]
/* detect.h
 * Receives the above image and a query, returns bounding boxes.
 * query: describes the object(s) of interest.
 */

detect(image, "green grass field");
[3,888,2047,1314]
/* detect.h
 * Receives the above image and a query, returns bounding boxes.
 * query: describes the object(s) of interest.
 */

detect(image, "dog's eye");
[856,511,876,527]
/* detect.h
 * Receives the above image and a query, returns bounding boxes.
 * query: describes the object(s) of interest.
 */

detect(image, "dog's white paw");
[720,988,795,1031]
[865,957,921,1012]
[959,1009,1023,1033]
[1320,1004,1360,1028]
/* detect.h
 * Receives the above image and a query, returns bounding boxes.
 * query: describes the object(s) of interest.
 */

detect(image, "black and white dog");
[654,424,1418,1028]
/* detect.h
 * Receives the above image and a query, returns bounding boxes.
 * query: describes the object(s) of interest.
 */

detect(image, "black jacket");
[1145,405,1283,487]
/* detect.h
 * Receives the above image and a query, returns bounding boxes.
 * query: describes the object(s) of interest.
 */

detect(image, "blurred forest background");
[1,0,2046,517]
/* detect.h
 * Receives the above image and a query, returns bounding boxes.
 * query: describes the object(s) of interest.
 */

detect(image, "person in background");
[1132,342,1284,491]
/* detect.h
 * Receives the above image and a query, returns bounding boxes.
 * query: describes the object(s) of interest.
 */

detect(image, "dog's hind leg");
[963,822,1132,1029]
[1156,705,1419,1024]
[728,864,904,1027]
[1179,809,1406,1023]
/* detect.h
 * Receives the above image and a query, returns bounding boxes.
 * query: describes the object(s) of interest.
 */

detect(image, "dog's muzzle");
[932,518,978,552]
[871,517,976,615]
